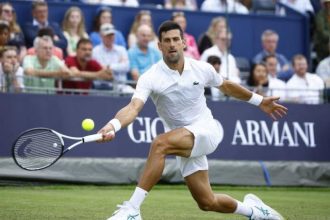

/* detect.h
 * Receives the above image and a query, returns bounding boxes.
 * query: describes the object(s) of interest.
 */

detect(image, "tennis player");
[98,21,287,220]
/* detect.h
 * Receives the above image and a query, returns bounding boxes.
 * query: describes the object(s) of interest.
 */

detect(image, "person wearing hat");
[314,0,330,62]
[92,23,133,93]
[89,6,127,48]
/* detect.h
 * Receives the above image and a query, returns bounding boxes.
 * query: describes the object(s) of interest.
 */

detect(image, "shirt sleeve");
[131,72,152,103]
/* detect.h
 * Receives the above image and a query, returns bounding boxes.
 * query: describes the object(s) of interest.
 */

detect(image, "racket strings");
[13,130,63,170]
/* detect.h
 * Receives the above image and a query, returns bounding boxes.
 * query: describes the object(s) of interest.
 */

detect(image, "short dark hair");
[77,38,92,49]
[158,20,184,42]
[262,54,276,63]
[32,1,47,10]
[37,27,54,38]
[207,56,221,65]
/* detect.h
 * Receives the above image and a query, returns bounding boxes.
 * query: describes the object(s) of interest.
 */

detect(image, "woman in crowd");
[198,16,227,54]
[127,10,158,48]
[171,11,199,60]
[89,6,126,47]
[0,2,26,62]
[62,6,89,57]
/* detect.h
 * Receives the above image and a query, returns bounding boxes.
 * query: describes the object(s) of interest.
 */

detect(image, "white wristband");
[109,118,122,132]
[248,93,263,106]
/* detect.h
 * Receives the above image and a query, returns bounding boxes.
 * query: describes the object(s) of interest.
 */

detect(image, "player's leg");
[138,127,194,191]
[185,169,252,216]
[107,128,194,220]
[185,169,284,220]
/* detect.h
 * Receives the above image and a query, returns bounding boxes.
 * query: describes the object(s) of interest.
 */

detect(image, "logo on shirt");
[193,81,199,85]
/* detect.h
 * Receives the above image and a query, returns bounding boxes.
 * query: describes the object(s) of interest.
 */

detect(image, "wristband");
[248,93,263,106]
[109,118,122,132]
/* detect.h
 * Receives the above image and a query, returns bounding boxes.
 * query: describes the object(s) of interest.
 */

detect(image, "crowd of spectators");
[0,0,329,104]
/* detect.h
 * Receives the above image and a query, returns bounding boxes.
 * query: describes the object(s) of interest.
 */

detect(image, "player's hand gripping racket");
[12,128,114,171]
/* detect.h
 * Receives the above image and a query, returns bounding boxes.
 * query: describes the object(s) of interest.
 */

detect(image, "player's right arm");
[97,98,145,142]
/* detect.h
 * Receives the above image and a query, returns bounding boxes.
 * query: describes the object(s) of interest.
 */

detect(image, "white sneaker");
[243,194,285,220]
[106,201,142,220]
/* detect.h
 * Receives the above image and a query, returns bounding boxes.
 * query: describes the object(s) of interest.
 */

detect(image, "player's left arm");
[219,79,288,120]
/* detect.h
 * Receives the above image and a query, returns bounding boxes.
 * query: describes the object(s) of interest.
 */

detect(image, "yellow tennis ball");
[82,118,94,131]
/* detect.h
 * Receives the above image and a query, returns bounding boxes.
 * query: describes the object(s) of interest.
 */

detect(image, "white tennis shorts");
[176,118,223,177]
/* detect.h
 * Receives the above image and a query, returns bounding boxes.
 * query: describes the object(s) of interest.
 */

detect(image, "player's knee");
[196,197,216,212]
[150,136,169,156]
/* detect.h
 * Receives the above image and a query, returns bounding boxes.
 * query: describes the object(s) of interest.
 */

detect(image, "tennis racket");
[12,127,113,171]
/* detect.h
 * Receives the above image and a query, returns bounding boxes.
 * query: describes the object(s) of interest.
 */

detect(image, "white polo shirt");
[132,57,224,129]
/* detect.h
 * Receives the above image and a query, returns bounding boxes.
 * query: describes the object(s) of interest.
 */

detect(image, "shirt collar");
[33,19,48,27]
[160,57,191,73]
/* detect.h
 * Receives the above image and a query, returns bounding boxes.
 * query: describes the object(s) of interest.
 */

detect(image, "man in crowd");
[253,29,291,81]
[0,46,24,92]
[286,54,324,104]
[128,24,161,82]
[23,1,67,52]
[93,23,133,93]
[23,36,71,92]
[64,38,113,91]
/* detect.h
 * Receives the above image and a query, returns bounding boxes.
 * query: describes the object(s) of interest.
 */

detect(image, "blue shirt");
[253,50,290,71]
[128,45,161,76]
[89,30,127,48]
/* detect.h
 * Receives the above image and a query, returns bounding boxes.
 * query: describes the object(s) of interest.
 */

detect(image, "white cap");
[100,23,115,36]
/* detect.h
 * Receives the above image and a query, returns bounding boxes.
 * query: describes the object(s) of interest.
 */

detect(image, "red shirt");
[63,56,102,90]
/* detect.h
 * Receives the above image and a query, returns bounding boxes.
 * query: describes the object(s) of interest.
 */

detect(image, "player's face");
[158,29,185,64]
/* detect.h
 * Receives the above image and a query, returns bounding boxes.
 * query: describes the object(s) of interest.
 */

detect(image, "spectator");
[62,6,89,57]
[27,27,63,60]
[92,24,133,93]
[64,38,112,91]
[171,11,200,60]
[198,16,227,54]
[316,45,330,87]
[253,29,291,80]
[206,55,224,101]
[263,55,287,98]
[89,6,126,48]
[0,21,10,47]
[201,0,249,14]
[164,0,198,11]
[128,10,158,49]
[0,2,26,62]
[128,25,161,82]
[23,36,71,92]
[314,0,330,63]
[246,63,269,96]
[80,0,139,7]
[286,54,325,104]
[23,1,67,53]
[276,0,314,15]
[200,29,241,84]
[0,46,24,92]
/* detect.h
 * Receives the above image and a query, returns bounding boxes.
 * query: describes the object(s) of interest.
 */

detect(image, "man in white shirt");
[316,45,330,88]
[99,21,287,220]
[263,55,287,100]
[201,0,249,14]
[200,29,241,84]
[286,54,325,104]
[92,23,133,93]
[0,46,24,92]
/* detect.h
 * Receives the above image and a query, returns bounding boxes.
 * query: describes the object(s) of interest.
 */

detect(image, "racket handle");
[83,131,115,143]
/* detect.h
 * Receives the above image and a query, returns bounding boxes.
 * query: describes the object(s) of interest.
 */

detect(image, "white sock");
[128,187,148,210]
[234,200,253,217]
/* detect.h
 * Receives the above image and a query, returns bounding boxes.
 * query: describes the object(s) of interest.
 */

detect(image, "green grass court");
[1,184,329,220]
